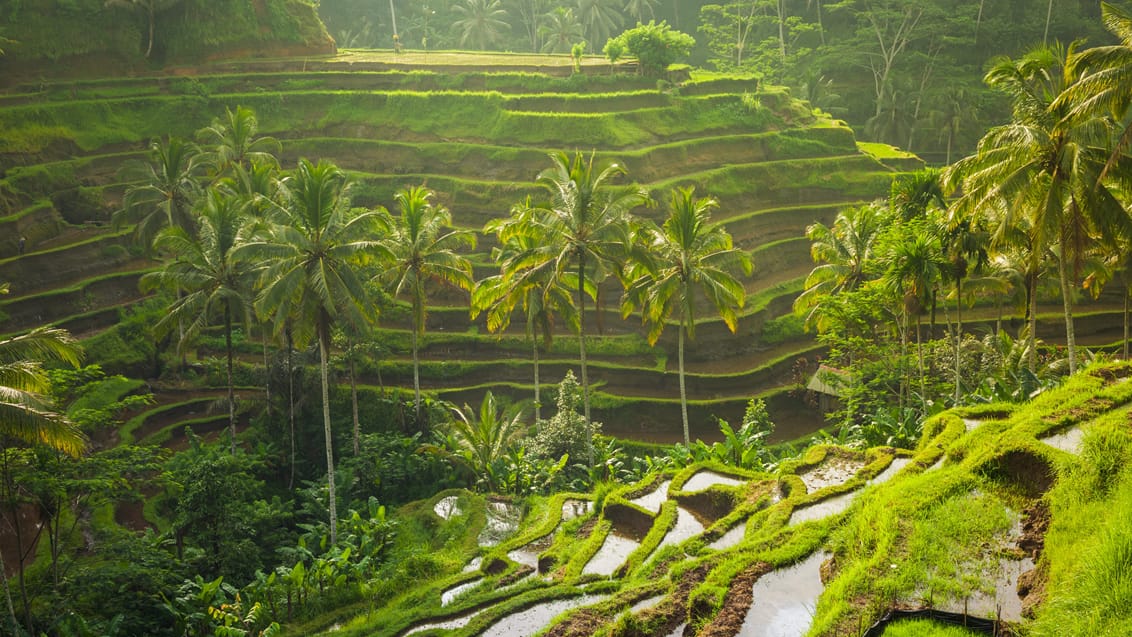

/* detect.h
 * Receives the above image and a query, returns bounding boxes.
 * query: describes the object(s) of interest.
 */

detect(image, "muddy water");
[657,507,706,550]
[508,533,554,569]
[868,457,912,486]
[434,496,462,519]
[799,458,865,492]
[442,578,483,606]
[480,501,522,547]
[461,556,483,573]
[682,470,745,492]
[788,491,858,526]
[1040,427,1084,454]
[736,551,829,637]
[629,480,672,513]
[403,607,482,635]
[582,532,641,576]
[709,520,748,551]
[480,593,607,637]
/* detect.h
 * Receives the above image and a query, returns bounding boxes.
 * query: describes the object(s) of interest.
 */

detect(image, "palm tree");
[474,208,579,421]
[140,188,253,453]
[539,7,584,54]
[453,0,510,50]
[573,0,622,49]
[113,136,202,251]
[946,44,1131,375]
[238,159,379,544]
[622,0,657,25]
[502,151,649,432]
[436,391,527,492]
[1060,2,1132,182]
[0,309,84,635]
[793,201,885,331]
[878,219,947,411]
[621,187,752,446]
[196,105,281,181]
[376,185,476,421]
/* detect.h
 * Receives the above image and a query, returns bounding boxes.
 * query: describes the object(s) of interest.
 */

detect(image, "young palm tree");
[621,187,752,446]
[474,210,579,421]
[141,188,253,453]
[437,391,527,492]
[238,159,380,544]
[946,44,1131,375]
[196,105,281,181]
[539,7,584,54]
[502,151,649,431]
[113,136,203,251]
[793,201,885,331]
[376,185,475,421]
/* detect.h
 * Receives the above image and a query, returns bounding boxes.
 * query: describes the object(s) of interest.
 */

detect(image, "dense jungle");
[1,1,1132,636]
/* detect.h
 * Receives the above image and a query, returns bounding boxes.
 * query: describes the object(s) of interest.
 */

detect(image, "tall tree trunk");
[411,317,421,421]
[1124,281,1130,360]
[577,256,591,437]
[0,542,18,637]
[776,0,787,63]
[145,1,155,59]
[954,278,962,404]
[225,307,236,454]
[533,339,541,422]
[815,0,825,45]
[287,327,296,490]
[1058,255,1078,374]
[678,325,690,447]
[318,315,338,545]
[1044,0,1054,46]
[262,330,271,422]
[389,0,398,36]
[974,0,985,45]
[1027,275,1038,373]
[350,346,360,456]
[916,315,927,412]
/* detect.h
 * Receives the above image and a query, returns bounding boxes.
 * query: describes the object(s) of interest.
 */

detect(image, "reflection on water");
[481,593,607,637]
[1040,427,1084,454]
[868,457,912,486]
[736,551,829,637]
[788,491,858,526]
[582,532,640,576]
[441,578,482,606]
[629,480,672,514]
[799,457,865,493]
[708,521,747,551]
[682,471,744,492]
[480,501,522,547]
[562,499,593,520]
[434,496,461,519]
[629,594,665,614]
[657,507,705,550]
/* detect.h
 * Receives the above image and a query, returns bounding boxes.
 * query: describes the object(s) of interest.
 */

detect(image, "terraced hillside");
[1,52,1123,443]
[292,360,1132,637]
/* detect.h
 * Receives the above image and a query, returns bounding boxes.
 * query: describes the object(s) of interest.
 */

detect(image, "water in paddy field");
[868,457,912,486]
[441,578,482,607]
[1040,426,1084,454]
[657,507,706,550]
[582,531,641,576]
[434,496,461,519]
[799,457,865,493]
[736,551,830,637]
[508,532,554,569]
[788,490,858,526]
[682,470,745,492]
[562,499,593,520]
[709,520,748,551]
[629,480,672,514]
[479,501,522,547]
[479,593,608,637]
[629,594,666,614]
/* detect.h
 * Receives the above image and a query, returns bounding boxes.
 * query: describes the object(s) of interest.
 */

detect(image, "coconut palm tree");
[376,185,475,421]
[501,151,649,433]
[539,6,584,54]
[238,159,380,544]
[621,187,752,446]
[196,105,281,181]
[141,188,253,453]
[793,201,886,331]
[947,44,1131,375]
[113,136,202,252]
[453,0,510,50]
[474,208,580,421]
[622,0,657,25]
[574,0,622,49]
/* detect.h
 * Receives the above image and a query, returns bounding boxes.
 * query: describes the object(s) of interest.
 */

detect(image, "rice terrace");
[1,2,1131,637]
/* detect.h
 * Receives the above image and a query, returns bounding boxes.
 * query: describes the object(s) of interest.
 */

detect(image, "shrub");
[608,21,695,78]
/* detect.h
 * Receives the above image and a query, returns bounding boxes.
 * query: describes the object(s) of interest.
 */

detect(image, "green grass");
[881,619,985,636]
[856,141,918,160]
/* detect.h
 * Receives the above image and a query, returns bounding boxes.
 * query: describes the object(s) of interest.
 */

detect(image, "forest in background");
[317,0,1114,161]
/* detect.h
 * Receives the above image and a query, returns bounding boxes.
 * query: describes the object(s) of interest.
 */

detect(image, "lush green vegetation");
[1,3,1131,637]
